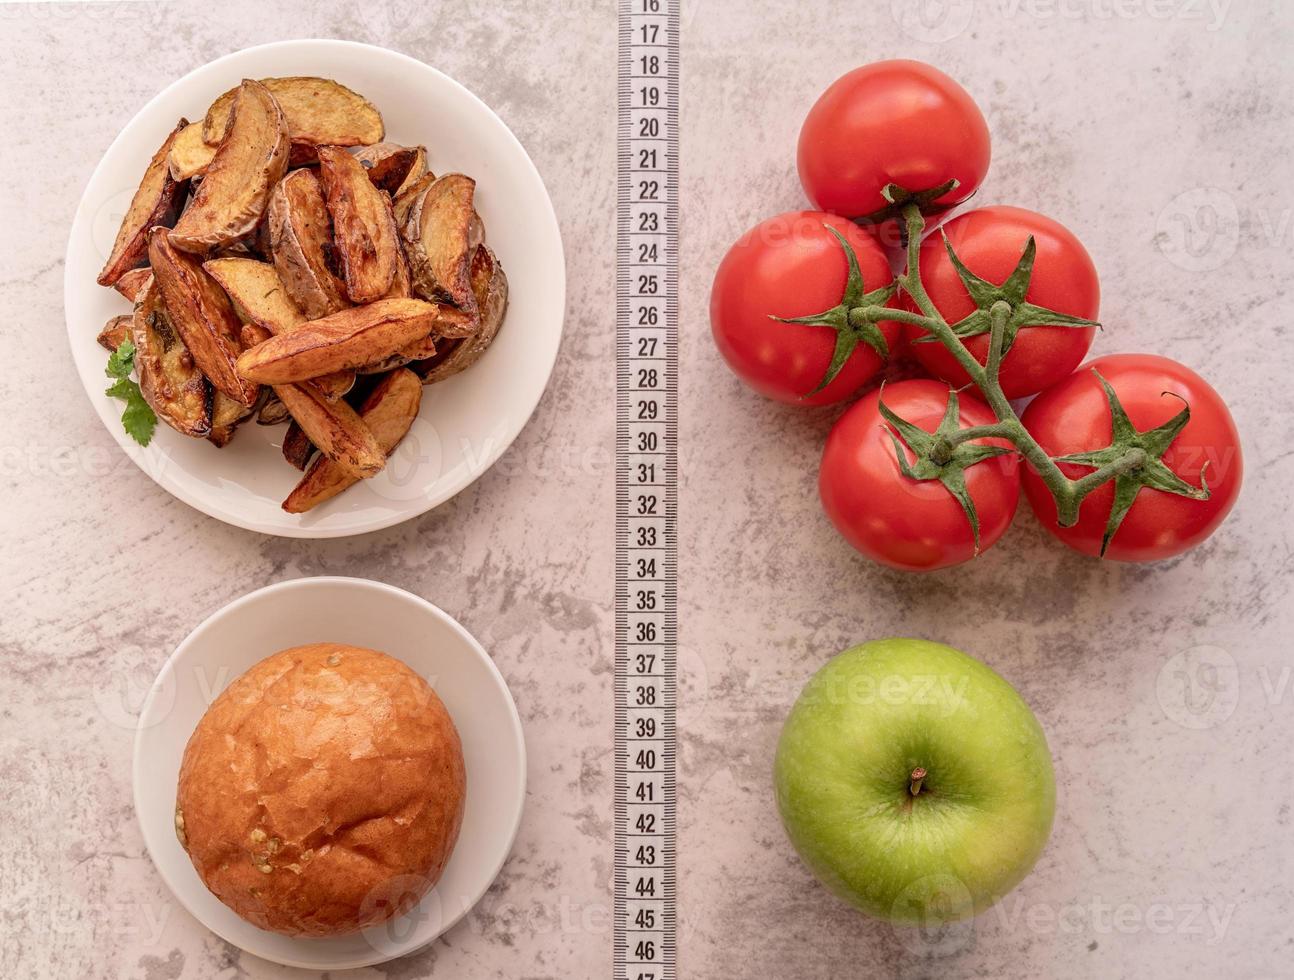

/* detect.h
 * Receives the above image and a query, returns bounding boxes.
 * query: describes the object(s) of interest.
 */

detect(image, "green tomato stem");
[863,202,1134,529]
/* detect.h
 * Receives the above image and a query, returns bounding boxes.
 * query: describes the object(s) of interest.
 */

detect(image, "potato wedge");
[283,369,422,513]
[207,256,354,401]
[237,298,471,384]
[281,420,314,470]
[400,173,483,318]
[167,121,216,181]
[267,169,350,319]
[416,246,509,385]
[149,228,258,406]
[317,146,400,303]
[202,77,383,148]
[170,80,289,253]
[130,277,213,438]
[240,323,383,478]
[97,120,188,286]
[208,390,256,447]
[98,314,134,353]
[392,172,435,227]
[351,143,426,196]
[113,267,153,304]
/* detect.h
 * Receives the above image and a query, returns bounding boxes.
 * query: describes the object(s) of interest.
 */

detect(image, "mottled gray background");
[1,0,1291,977]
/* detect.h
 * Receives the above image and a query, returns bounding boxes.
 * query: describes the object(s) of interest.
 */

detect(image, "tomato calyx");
[877,386,1014,554]
[770,224,896,396]
[910,233,1100,356]
[1053,370,1212,555]
[853,180,962,232]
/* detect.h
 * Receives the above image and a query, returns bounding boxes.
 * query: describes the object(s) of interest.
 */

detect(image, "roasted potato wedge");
[401,173,483,321]
[267,169,350,319]
[98,314,134,352]
[202,76,383,149]
[416,246,509,385]
[392,172,435,227]
[149,228,258,407]
[283,368,422,513]
[130,277,213,438]
[113,267,153,304]
[208,256,354,401]
[317,146,400,303]
[97,120,188,286]
[237,298,471,384]
[208,390,256,447]
[167,121,216,181]
[281,420,314,470]
[240,323,383,478]
[351,143,426,196]
[170,80,289,253]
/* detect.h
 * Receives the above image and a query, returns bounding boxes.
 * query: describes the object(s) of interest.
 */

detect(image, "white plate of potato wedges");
[65,39,565,537]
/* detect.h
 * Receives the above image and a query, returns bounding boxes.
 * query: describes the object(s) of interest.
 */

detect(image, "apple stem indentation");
[909,767,927,796]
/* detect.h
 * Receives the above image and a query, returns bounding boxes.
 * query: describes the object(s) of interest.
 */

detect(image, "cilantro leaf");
[106,338,137,380]
[104,340,157,447]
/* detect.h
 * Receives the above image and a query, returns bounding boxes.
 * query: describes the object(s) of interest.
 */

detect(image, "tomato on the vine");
[710,211,900,406]
[1022,354,1242,561]
[904,206,1100,399]
[797,60,990,220]
[819,380,1021,572]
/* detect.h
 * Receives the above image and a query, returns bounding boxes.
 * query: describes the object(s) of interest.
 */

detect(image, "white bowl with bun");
[133,577,525,969]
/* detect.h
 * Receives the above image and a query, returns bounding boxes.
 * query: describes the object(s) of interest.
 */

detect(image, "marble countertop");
[1,1,1291,977]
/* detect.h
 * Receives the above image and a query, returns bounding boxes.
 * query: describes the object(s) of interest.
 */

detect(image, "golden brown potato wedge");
[351,143,426,196]
[170,80,289,253]
[392,172,435,227]
[113,267,153,304]
[149,228,258,407]
[317,146,400,303]
[400,173,483,320]
[208,390,256,447]
[208,256,354,401]
[237,298,471,384]
[97,314,134,352]
[202,77,383,148]
[267,169,350,319]
[416,246,509,385]
[203,256,304,331]
[130,277,213,438]
[97,120,188,286]
[283,368,422,513]
[281,420,314,470]
[167,121,216,181]
[240,323,383,478]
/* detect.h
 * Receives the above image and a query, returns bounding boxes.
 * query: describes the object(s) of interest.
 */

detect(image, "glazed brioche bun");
[175,643,465,937]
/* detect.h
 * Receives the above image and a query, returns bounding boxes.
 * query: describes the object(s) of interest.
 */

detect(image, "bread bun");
[175,643,465,937]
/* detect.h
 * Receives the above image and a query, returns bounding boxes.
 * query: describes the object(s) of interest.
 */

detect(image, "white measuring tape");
[615,1,678,977]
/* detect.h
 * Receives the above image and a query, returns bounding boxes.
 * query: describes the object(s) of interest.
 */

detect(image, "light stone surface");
[1,0,1291,978]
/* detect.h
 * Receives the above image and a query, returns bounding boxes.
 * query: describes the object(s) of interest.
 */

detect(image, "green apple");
[773,638,1055,925]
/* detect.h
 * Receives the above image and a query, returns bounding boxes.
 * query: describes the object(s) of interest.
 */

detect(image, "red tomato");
[905,206,1100,399]
[820,380,1020,571]
[1022,355,1242,561]
[797,61,990,219]
[710,211,900,406]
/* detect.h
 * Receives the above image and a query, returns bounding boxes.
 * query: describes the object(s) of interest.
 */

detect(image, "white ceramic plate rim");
[65,39,565,538]
[131,576,527,969]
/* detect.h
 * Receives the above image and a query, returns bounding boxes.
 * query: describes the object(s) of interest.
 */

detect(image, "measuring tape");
[615,0,678,978]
